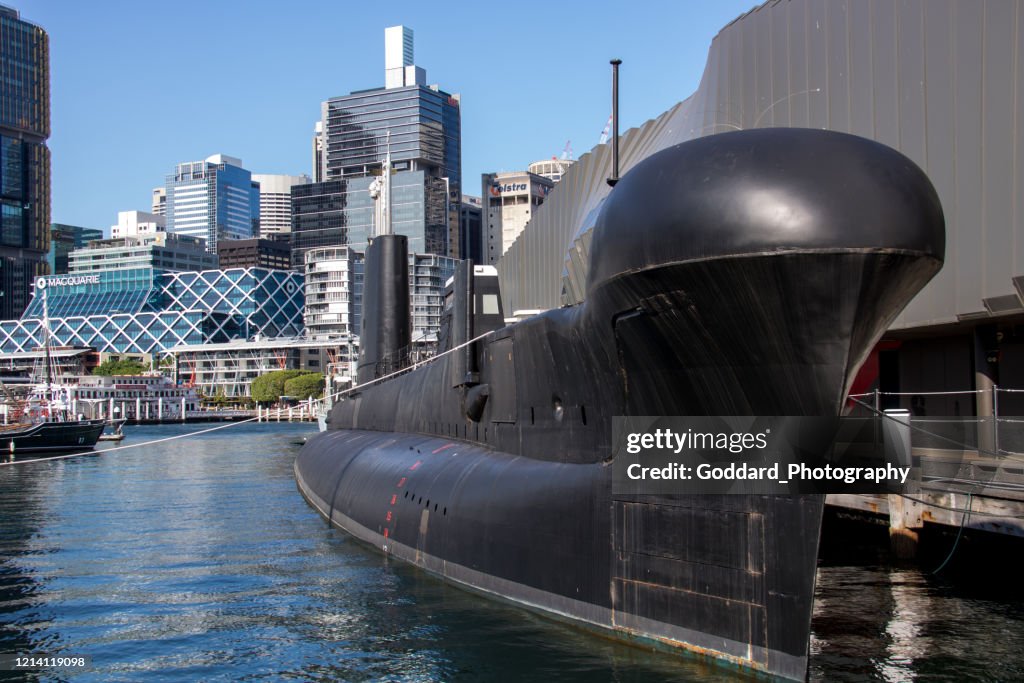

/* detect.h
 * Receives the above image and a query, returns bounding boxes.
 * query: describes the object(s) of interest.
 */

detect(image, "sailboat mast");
[40,281,52,401]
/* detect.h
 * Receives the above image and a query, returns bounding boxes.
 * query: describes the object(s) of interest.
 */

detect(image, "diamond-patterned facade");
[0,267,303,354]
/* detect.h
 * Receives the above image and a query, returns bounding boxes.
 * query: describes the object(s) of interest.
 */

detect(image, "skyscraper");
[0,4,50,319]
[294,26,461,264]
[251,173,310,239]
[165,154,259,253]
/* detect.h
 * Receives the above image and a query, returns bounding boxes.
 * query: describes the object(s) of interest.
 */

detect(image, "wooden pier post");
[884,409,922,558]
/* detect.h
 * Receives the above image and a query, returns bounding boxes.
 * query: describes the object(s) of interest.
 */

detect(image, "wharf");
[827,446,1024,555]
[122,406,317,425]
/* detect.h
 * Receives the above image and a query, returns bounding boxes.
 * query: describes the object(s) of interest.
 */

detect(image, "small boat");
[98,419,126,442]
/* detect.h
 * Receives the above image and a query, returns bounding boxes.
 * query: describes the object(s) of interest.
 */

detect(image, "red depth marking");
[410,460,422,471]
[384,528,389,538]
[432,443,456,454]
[390,494,397,505]
[397,477,407,487]
[386,511,392,522]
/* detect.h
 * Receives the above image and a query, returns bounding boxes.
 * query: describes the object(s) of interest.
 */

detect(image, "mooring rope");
[0,329,495,468]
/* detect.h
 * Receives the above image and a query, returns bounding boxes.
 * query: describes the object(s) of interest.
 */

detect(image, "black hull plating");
[297,430,823,678]
[0,419,106,456]
[296,129,946,680]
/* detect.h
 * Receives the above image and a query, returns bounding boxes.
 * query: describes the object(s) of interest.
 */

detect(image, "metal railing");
[847,387,1024,457]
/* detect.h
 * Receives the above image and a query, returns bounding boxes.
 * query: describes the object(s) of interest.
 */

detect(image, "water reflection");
[812,516,1024,682]
[0,423,1022,681]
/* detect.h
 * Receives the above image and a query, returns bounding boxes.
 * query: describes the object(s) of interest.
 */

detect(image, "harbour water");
[1,422,1021,681]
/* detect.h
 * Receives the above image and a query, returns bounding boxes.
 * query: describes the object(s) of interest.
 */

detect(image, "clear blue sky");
[16,0,756,234]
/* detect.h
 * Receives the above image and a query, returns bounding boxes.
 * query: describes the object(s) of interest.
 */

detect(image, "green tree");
[250,369,307,403]
[93,359,147,376]
[283,372,325,400]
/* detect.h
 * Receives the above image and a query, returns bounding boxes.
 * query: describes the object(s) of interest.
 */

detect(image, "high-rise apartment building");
[0,4,50,319]
[482,172,553,264]
[48,224,103,275]
[165,154,259,253]
[304,246,363,339]
[251,173,309,239]
[303,245,455,343]
[294,26,461,264]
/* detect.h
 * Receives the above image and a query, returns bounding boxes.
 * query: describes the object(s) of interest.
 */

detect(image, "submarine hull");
[296,430,822,679]
[296,129,946,680]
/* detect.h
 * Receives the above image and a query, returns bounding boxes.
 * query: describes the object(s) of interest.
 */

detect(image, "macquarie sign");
[35,275,101,290]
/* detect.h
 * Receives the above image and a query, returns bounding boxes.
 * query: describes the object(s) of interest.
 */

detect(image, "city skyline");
[14,0,756,233]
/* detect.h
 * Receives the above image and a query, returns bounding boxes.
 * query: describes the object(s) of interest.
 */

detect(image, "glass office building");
[49,223,103,274]
[0,267,303,354]
[165,154,259,253]
[319,86,460,257]
[294,27,462,265]
[0,5,50,319]
[291,171,447,267]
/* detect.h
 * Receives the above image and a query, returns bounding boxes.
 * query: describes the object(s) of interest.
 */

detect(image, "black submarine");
[295,124,945,679]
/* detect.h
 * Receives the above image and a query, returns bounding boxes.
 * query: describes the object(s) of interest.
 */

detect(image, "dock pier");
[833,390,1024,558]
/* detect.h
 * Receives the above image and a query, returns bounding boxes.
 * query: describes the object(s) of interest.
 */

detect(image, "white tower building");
[251,173,311,238]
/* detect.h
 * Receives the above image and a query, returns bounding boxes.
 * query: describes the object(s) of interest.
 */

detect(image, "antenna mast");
[607,59,622,187]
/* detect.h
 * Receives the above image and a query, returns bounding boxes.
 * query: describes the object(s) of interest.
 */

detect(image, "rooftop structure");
[69,232,216,274]
[528,158,575,184]
[111,210,165,239]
